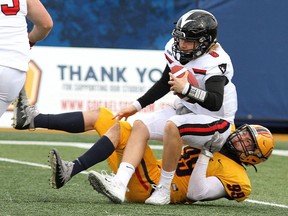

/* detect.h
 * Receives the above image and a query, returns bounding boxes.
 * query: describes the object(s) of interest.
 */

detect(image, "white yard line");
[0,157,50,169]
[245,199,288,208]
[0,140,288,208]
[0,140,287,155]
[0,156,287,209]
[0,157,89,174]
[0,140,93,149]
[271,149,288,156]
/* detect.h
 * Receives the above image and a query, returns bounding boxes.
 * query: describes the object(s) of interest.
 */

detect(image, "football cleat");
[49,149,74,189]
[12,89,39,130]
[145,184,170,205]
[88,170,126,204]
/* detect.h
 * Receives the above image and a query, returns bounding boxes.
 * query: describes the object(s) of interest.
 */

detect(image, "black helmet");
[172,9,218,64]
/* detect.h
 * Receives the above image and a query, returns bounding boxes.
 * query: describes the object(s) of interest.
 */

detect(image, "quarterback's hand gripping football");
[201,131,225,158]
[168,71,189,95]
[113,105,137,121]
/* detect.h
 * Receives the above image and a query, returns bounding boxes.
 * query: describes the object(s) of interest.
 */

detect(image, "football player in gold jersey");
[13,93,274,204]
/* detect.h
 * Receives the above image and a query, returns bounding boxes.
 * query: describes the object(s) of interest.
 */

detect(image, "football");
[170,65,199,102]
[170,65,199,87]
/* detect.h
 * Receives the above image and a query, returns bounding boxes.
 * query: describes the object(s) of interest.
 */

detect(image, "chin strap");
[244,163,258,173]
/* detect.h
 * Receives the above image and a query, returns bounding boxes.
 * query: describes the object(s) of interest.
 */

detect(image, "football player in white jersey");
[0,0,52,118]
[91,9,238,205]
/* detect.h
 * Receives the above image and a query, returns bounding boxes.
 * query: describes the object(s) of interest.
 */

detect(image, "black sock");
[71,135,115,176]
[34,112,85,133]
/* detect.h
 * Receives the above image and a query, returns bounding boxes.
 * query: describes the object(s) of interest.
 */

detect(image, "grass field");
[0,130,288,216]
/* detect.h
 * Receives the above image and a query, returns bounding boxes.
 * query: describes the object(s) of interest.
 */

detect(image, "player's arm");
[183,75,227,111]
[136,64,171,108]
[113,64,171,120]
[26,0,53,46]
[186,153,227,201]
[187,132,227,201]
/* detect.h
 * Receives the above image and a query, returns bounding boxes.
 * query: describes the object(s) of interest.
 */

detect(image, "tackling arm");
[114,64,171,120]
[136,64,171,108]
[186,154,227,201]
[187,132,227,201]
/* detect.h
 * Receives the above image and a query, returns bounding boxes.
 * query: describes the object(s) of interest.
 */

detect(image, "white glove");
[201,131,225,158]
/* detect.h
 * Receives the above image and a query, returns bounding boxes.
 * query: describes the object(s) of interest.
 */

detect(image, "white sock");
[115,162,135,187]
[158,169,175,189]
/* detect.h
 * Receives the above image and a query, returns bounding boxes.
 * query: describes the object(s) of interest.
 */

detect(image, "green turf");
[0,131,287,215]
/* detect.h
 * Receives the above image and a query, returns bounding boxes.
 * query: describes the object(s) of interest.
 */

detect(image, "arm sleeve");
[137,64,171,108]
[187,154,227,201]
[189,75,227,111]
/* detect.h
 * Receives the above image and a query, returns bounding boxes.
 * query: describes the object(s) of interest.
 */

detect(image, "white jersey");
[164,38,237,123]
[0,0,30,71]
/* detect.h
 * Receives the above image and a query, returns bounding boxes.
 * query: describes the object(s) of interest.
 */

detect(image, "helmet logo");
[181,19,193,28]
[180,11,195,28]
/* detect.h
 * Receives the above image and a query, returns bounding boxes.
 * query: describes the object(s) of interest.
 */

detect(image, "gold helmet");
[226,124,274,165]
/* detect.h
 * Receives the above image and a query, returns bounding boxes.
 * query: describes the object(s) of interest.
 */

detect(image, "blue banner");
[38,0,288,128]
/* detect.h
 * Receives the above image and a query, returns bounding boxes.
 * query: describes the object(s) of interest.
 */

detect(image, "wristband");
[132,100,142,111]
[182,83,191,95]
[186,85,207,103]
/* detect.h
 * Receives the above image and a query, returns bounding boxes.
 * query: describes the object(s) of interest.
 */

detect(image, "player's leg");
[87,117,133,203]
[115,107,176,185]
[146,113,231,205]
[88,139,161,203]
[0,66,26,118]
[88,108,176,203]
[111,119,150,188]
[124,146,161,203]
[145,120,182,205]
[12,88,91,132]
[49,107,118,189]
